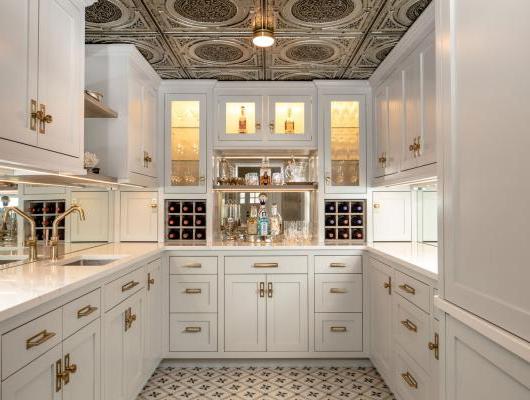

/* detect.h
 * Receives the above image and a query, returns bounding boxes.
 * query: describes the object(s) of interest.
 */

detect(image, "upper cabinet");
[85,44,161,187]
[0,0,86,173]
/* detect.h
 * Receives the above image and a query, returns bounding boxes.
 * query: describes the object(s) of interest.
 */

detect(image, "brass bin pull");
[124,307,137,332]
[267,282,273,298]
[56,359,68,392]
[384,277,392,295]
[401,372,418,389]
[183,263,202,268]
[330,326,347,332]
[330,288,347,294]
[254,262,279,268]
[121,280,140,292]
[148,272,155,291]
[429,332,440,360]
[401,319,418,332]
[64,353,77,374]
[259,282,265,298]
[398,283,416,295]
[185,288,202,294]
[77,305,98,319]
[185,327,202,333]
[329,263,346,268]
[26,329,56,349]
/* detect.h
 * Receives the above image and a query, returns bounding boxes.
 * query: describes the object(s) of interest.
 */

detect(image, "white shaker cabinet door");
[224,274,266,352]
[417,32,436,167]
[62,320,101,400]
[120,191,158,241]
[373,85,389,178]
[142,85,158,178]
[372,191,412,241]
[266,274,308,352]
[386,69,403,175]
[70,191,110,242]
[401,52,422,171]
[145,259,163,375]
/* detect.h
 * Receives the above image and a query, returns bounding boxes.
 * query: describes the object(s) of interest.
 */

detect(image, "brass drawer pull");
[329,263,346,268]
[259,282,265,298]
[183,263,202,268]
[77,305,98,319]
[124,307,136,332]
[401,372,418,389]
[398,283,416,295]
[330,288,347,294]
[148,272,155,291]
[384,277,392,295]
[267,282,273,298]
[401,319,418,332]
[26,329,56,349]
[185,327,202,333]
[121,280,140,292]
[254,262,279,268]
[330,326,347,332]
[429,332,440,360]
[185,288,202,294]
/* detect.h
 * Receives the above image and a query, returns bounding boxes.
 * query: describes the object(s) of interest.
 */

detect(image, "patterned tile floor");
[138,364,396,400]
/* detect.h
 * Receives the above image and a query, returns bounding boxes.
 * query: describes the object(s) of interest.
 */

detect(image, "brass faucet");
[50,205,86,261]
[2,207,38,262]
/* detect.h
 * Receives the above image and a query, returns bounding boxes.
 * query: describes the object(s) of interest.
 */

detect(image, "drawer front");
[315,313,363,352]
[315,255,362,274]
[225,256,307,274]
[395,270,431,313]
[394,295,431,371]
[104,266,145,311]
[315,274,363,313]
[394,345,431,400]
[170,257,218,275]
[170,275,217,313]
[2,308,62,379]
[63,288,101,338]
[169,313,217,352]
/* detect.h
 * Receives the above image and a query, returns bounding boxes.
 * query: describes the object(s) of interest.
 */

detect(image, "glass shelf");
[213,183,318,193]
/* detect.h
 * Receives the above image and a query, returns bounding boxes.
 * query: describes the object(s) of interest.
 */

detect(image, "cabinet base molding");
[159,358,373,369]
[164,351,369,359]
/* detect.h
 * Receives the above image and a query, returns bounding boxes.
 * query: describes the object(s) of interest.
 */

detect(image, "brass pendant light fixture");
[252,0,275,48]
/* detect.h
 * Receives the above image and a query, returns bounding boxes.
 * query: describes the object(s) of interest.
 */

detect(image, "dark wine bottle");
[351,202,363,213]
[352,229,364,240]
[338,216,349,226]
[195,229,206,240]
[338,228,350,240]
[167,229,180,240]
[194,215,205,226]
[181,229,193,240]
[182,202,193,213]
[338,202,350,213]
[168,201,180,213]
[325,216,336,226]
[168,216,180,226]
[325,202,336,213]
[195,202,206,213]
[325,228,336,240]
[182,215,193,226]
[351,216,363,226]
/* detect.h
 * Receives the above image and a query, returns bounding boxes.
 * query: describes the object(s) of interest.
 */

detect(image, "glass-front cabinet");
[268,96,312,141]
[218,95,262,141]
[165,94,207,193]
[323,95,366,193]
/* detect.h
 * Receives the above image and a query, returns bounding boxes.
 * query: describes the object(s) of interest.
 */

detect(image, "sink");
[59,255,125,267]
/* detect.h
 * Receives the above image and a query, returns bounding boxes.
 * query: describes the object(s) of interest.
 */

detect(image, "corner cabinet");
[0,0,86,173]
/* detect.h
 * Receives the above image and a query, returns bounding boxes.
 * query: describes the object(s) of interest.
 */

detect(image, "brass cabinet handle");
[34,104,52,134]
[185,288,202,294]
[259,282,265,298]
[56,359,68,392]
[330,326,347,332]
[429,332,440,360]
[398,283,416,295]
[254,262,278,268]
[401,319,418,332]
[184,327,202,333]
[330,288,347,294]
[26,329,56,349]
[64,353,77,374]
[269,122,274,131]
[383,277,392,295]
[329,263,346,268]
[77,305,98,319]
[183,263,202,268]
[256,122,262,130]
[325,176,331,184]
[267,282,273,298]
[124,307,137,332]
[121,280,140,292]
[30,99,38,131]
[401,372,418,389]
[148,273,155,291]
[378,153,387,165]
[143,151,153,167]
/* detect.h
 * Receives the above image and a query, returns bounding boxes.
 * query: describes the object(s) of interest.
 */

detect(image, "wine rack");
[324,200,366,243]
[25,200,66,241]
[165,200,207,242]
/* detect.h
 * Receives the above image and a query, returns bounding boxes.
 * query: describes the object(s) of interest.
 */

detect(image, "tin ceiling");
[85,0,431,81]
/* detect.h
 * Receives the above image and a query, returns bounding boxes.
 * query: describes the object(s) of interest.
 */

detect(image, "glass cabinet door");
[268,96,312,141]
[324,95,366,193]
[166,94,206,193]
[218,95,262,141]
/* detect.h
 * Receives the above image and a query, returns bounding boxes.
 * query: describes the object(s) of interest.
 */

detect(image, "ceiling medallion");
[173,0,238,24]
[291,0,355,23]
[194,43,244,63]
[85,0,123,24]
[286,44,335,62]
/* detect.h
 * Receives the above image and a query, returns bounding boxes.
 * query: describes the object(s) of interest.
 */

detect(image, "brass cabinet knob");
[256,122,262,130]
[429,332,440,360]
[269,122,274,131]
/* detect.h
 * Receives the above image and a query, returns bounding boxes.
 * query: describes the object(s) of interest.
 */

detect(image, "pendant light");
[253,0,275,48]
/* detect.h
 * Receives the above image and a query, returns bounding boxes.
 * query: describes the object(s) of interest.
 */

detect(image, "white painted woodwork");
[369,258,394,377]
[314,255,363,274]
[62,319,101,400]
[142,85,158,177]
[314,274,363,313]
[169,313,217,352]
[119,191,158,242]
[394,344,431,400]
[266,274,308,352]
[217,94,264,143]
[394,270,430,313]
[401,53,422,171]
[372,191,412,241]
[1,344,62,400]
[62,289,101,339]
[438,0,530,342]
[430,318,439,400]
[445,316,530,400]
[386,70,404,175]
[417,32,436,167]
[315,313,363,352]
[267,95,313,142]
[144,259,162,374]
[170,275,217,313]
[224,255,308,274]
[373,85,389,178]
[224,274,266,352]
[70,191,109,242]
[169,256,218,275]
[103,267,145,311]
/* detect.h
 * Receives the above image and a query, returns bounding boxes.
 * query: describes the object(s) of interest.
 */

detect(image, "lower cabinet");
[144,260,162,375]
[119,192,158,242]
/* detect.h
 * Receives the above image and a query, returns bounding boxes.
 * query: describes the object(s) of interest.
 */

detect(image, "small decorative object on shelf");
[165,200,207,242]
[83,152,100,174]
[259,158,272,186]
[324,199,366,243]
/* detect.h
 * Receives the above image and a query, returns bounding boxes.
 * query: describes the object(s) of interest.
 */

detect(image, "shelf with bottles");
[25,200,66,242]
[324,200,366,242]
[165,200,207,242]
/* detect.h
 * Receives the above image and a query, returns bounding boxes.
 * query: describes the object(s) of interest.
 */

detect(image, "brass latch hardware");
[143,151,153,168]
[398,283,416,295]
[384,277,392,295]
[148,272,155,291]
[30,99,37,131]
[429,332,440,360]
[121,280,140,292]
[124,307,136,332]
[26,329,56,349]
[259,282,265,298]
[401,319,418,332]
[32,103,52,134]
[56,359,68,392]
[77,305,98,319]
[64,353,77,375]
[267,282,273,298]
[401,372,418,389]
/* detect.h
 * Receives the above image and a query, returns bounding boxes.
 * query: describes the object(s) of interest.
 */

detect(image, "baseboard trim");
[160,358,373,368]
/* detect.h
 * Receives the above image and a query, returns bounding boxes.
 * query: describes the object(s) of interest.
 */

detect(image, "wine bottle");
[352,229,364,240]
[351,202,363,213]
[325,216,336,226]
[338,228,350,240]
[182,215,193,226]
[194,215,205,226]
[338,216,349,226]
[325,202,336,213]
[195,229,206,240]
[325,229,336,240]
[181,229,193,240]
[168,216,180,226]
[351,216,363,226]
[182,202,193,213]
[168,201,180,213]
[247,205,258,236]
[195,202,206,213]
[338,202,350,213]
[167,229,180,240]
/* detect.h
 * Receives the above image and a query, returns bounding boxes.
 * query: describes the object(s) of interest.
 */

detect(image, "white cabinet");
[372,191,412,241]
[144,259,162,374]
[119,191,158,242]
[373,85,390,178]
[386,70,404,176]
[0,0,84,173]
[85,44,160,187]
[70,191,109,242]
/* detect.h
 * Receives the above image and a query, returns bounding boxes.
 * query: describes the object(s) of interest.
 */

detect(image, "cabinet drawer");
[2,308,62,379]
[394,295,430,371]
[169,313,217,352]
[170,275,217,313]
[315,313,363,352]
[170,257,218,275]
[394,345,431,400]
[315,274,363,313]
[315,255,362,274]
[63,288,101,338]
[104,266,145,311]
[395,271,430,312]
[225,256,307,274]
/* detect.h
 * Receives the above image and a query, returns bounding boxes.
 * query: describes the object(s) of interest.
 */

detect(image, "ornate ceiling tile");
[350,34,400,68]
[188,69,262,81]
[343,68,377,79]
[371,0,431,33]
[271,68,339,81]
[272,38,356,67]
[85,0,155,32]
[155,69,188,79]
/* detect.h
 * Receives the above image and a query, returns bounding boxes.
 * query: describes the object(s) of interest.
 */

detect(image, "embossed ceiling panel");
[85,0,432,80]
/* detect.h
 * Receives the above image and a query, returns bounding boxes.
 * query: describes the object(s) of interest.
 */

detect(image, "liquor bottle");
[258,209,270,236]
[182,229,193,240]
[238,105,247,134]
[338,202,350,213]
[270,204,282,237]
[247,205,258,236]
[182,202,193,213]
[168,201,180,213]
[351,202,363,213]
[168,216,180,227]
[352,229,364,240]
[195,202,206,213]
[338,215,350,226]
[182,215,193,226]
[325,228,336,240]
[351,216,363,226]
[194,215,205,226]
[195,229,206,240]
[325,216,336,226]
[167,229,180,240]
[285,107,295,134]
[325,202,336,213]
[259,158,271,186]
[338,229,350,240]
